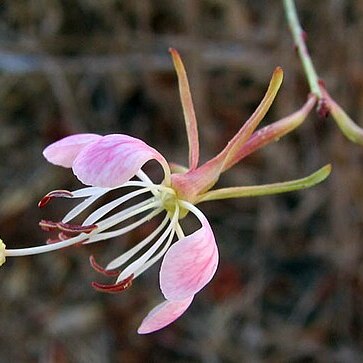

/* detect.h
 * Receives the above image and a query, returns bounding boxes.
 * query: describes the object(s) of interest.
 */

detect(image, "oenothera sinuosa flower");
[0,49,331,334]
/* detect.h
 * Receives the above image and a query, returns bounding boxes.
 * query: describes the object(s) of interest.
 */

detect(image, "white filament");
[106,214,169,270]
[5,233,88,256]
[133,224,176,279]
[84,207,163,244]
[83,187,152,226]
[63,192,107,223]
[96,198,160,232]
[116,206,179,282]
[71,187,109,198]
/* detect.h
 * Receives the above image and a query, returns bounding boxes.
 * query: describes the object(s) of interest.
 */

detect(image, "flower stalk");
[283,0,322,98]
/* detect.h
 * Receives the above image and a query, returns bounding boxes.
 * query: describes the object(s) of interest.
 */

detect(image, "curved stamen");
[116,206,179,282]
[84,207,163,244]
[137,170,155,186]
[136,172,177,198]
[133,224,176,279]
[39,220,97,234]
[38,190,73,208]
[96,198,160,233]
[91,274,134,293]
[106,214,170,270]
[89,255,120,276]
[63,182,162,224]
[71,182,154,198]
[178,200,205,224]
[83,187,152,226]
[175,223,185,239]
[5,232,89,256]
[66,187,108,198]
[63,192,107,223]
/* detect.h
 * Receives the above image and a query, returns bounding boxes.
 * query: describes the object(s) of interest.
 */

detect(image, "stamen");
[91,274,134,293]
[62,192,108,223]
[83,187,152,226]
[137,170,155,186]
[136,171,176,196]
[38,190,73,208]
[71,187,109,198]
[84,207,163,245]
[175,223,185,239]
[39,220,97,234]
[106,214,169,270]
[133,222,176,278]
[96,198,160,233]
[63,182,163,224]
[6,232,90,256]
[56,222,98,234]
[116,206,179,282]
[39,220,58,231]
[89,255,120,277]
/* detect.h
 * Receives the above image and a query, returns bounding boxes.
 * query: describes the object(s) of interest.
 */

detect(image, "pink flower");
[2,49,331,334]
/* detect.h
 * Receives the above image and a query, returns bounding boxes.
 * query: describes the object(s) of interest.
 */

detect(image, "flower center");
[160,190,189,219]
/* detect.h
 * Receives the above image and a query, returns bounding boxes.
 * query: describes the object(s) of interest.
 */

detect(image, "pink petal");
[160,212,218,301]
[43,134,102,168]
[137,296,193,334]
[72,134,169,188]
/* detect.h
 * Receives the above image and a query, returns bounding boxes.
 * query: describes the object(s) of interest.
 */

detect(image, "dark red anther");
[39,220,58,231]
[89,255,120,277]
[39,220,97,234]
[40,220,97,242]
[38,190,73,208]
[56,222,97,234]
[91,274,134,294]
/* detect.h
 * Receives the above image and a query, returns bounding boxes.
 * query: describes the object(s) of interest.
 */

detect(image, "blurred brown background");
[0,1,363,362]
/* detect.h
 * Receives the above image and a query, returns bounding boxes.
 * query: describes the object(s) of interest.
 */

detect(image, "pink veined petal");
[160,206,218,301]
[72,134,170,188]
[137,296,194,334]
[43,133,102,168]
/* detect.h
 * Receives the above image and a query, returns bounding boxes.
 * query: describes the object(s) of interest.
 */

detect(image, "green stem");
[197,164,331,202]
[283,0,322,98]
